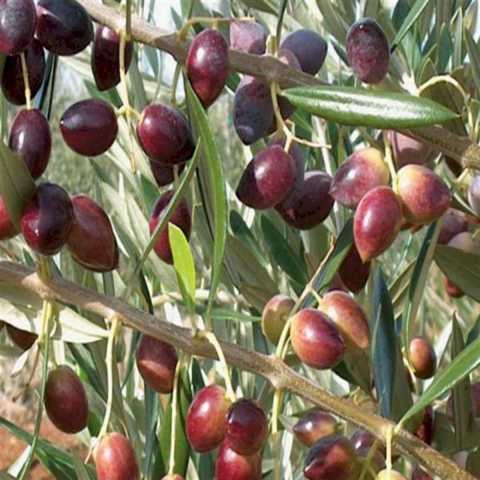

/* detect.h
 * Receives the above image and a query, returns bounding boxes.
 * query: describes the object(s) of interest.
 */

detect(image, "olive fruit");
[387,131,433,168]
[230,21,267,54]
[290,308,345,370]
[261,294,295,345]
[293,410,337,447]
[409,337,436,380]
[21,183,74,256]
[215,442,262,480]
[136,334,178,393]
[137,103,195,165]
[0,0,36,55]
[376,470,406,479]
[338,244,370,293]
[346,18,390,84]
[1,39,45,106]
[44,365,89,433]
[445,276,464,299]
[186,29,229,108]
[36,0,93,56]
[0,197,17,240]
[95,433,139,480]
[414,406,435,445]
[468,175,480,216]
[161,476,184,480]
[66,195,119,272]
[150,161,186,188]
[6,324,37,350]
[9,108,51,179]
[438,209,468,245]
[149,191,192,265]
[60,99,118,157]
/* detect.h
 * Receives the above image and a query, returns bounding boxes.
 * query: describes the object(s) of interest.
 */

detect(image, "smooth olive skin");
[36,0,93,56]
[150,161,186,188]
[236,145,296,210]
[0,0,36,55]
[291,308,345,370]
[468,175,480,216]
[438,209,469,245]
[280,29,328,75]
[21,183,74,256]
[304,435,358,480]
[226,399,268,456]
[346,18,389,84]
[388,131,433,168]
[321,291,370,352]
[338,244,370,293]
[95,433,139,480]
[1,39,45,106]
[67,195,119,272]
[6,324,37,350]
[149,191,192,265]
[92,25,133,91]
[261,294,295,345]
[0,197,17,240]
[353,186,403,262]
[293,410,337,447]
[9,108,51,179]
[409,337,436,380]
[230,21,267,54]
[276,170,334,230]
[376,470,407,479]
[215,442,262,480]
[397,165,451,225]
[137,103,195,165]
[330,148,389,209]
[186,29,229,108]
[136,334,178,393]
[44,365,89,434]
[60,99,118,157]
[186,384,231,452]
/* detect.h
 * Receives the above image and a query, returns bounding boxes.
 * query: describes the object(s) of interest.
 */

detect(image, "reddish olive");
[215,442,262,480]
[6,324,37,350]
[95,433,139,480]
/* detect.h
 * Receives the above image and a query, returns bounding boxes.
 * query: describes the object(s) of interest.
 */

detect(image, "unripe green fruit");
[376,469,407,479]
[261,294,295,345]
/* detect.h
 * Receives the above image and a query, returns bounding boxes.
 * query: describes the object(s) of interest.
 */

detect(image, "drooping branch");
[76,0,480,170]
[0,260,473,480]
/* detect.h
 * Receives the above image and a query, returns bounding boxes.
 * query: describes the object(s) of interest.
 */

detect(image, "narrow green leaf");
[467,315,480,346]
[465,30,480,95]
[169,224,196,313]
[391,0,431,50]
[281,86,458,129]
[186,80,228,322]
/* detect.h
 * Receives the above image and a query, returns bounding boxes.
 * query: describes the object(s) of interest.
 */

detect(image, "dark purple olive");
[438,209,469,245]
[0,0,36,55]
[150,161,186,188]
[293,410,337,447]
[338,244,370,293]
[9,108,51,179]
[0,197,17,240]
[236,145,296,210]
[36,0,93,56]
[468,175,480,216]
[346,18,390,84]
[45,365,89,433]
[96,433,139,480]
[276,170,334,230]
[230,21,267,54]
[387,131,433,168]
[414,406,435,445]
[1,39,45,106]
[60,99,118,157]
[92,25,134,91]
[20,183,74,256]
[215,442,262,480]
[66,195,118,272]
[186,29,229,108]
[280,29,328,75]
[137,103,195,165]
[6,324,37,350]
[149,190,192,265]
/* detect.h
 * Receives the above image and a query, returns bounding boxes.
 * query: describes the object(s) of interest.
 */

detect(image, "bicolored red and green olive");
[376,470,407,479]
[149,191,192,265]
[36,0,93,56]
[236,145,296,210]
[321,291,370,352]
[60,99,118,157]
[21,183,74,256]
[409,337,436,380]
[95,433,139,480]
[9,108,51,179]
[338,244,370,294]
[346,18,389,84]
[304,435,358,480]
[92,25,133,91]
[44,365,89,434]
[290,308,345,370]
[226,399,268,456]
[186,29,229,108]
[396,165,451,225]
[438,209,469,245]
[150,161,186,188]
[280,29,328,75]
[387,131,433,168]
[330,148,389,209]
[66,195,118,272]
[136,334,178,394]
[261,294,295,345]
[230,21,267,55]
[137,103,195,165]
[468,175,480,216]
[215,442,262,480]
[293,410,337,447]
[0,0,36,55]
[6,324,37,350]
[353,186,403,262]
[0,197,17,240]
[186,384,231,453]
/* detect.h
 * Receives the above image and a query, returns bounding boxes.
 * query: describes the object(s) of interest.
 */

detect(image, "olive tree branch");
[0,260,473,480]
[76,0,480,170]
